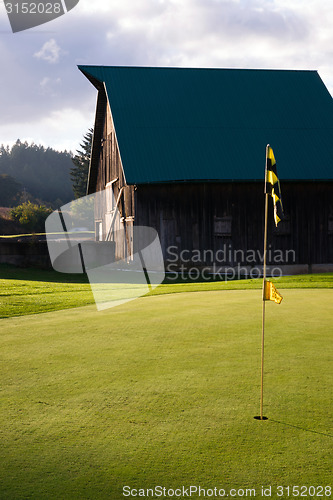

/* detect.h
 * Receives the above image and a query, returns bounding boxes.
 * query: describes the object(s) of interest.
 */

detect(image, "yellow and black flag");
[266,146,283,226]
[263,279,283,304]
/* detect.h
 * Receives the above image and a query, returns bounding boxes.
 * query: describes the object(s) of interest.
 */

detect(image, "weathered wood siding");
[135,182,333,267]
[93,95,135,260]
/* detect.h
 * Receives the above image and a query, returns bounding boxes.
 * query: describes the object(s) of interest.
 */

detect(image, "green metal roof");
[79,66,333,184]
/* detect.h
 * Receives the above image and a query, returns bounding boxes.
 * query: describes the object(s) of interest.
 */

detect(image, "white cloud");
[0,107,94,153]
[39,76,62,96]
[34,39,63,64]
[0,0,333,152]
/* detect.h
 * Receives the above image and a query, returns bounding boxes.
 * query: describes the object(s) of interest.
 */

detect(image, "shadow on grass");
[1,263,333,289]
[270,419,333,438]
[0,264,89,284]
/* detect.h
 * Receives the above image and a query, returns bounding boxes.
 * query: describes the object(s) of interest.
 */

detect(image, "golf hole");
[254,416,268,420]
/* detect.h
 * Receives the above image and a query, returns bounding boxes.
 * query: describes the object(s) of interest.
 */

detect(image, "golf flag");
[266,146,283,226]
[263,279,283,304]
[258,145,284,421]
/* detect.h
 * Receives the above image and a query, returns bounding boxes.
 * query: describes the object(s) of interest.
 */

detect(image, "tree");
[70,128,93,199]
[0,140,74,206]
[69,195,95,227]
[0,174,22,206]
[10,202,52,232]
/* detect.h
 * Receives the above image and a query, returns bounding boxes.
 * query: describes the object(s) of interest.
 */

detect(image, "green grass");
[0,289,332,499]
[149,272,333,296]
[0,265,93,318]
[1,264,332,318]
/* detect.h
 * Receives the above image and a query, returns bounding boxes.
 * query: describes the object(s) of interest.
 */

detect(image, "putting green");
[0,289,332,499]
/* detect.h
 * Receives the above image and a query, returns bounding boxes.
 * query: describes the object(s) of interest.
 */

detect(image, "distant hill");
[0,141,74,207]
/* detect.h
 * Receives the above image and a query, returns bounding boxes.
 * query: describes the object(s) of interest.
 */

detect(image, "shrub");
[10,202,52,232]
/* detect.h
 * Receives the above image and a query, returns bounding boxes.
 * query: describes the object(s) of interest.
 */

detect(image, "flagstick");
[260,145,269,420]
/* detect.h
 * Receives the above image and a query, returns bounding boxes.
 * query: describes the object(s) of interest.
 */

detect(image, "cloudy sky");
[0,0,332,153]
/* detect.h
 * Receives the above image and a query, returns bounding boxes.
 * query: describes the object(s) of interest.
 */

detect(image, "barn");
[79,65,333,277]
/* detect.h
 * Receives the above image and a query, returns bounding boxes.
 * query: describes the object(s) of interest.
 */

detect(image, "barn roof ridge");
[79,64,318,72]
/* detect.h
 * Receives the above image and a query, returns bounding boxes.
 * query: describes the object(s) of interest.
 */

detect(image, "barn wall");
[91,100,333,269]
[94,102,135,260]
[135,182,333,269]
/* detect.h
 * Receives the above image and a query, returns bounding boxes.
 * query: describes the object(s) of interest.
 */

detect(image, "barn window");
[105,178,118,213]
[328,216,333,234]
[214,216,232,236]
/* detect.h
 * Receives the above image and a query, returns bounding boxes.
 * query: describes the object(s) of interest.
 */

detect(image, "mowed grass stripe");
[0,289,332,499]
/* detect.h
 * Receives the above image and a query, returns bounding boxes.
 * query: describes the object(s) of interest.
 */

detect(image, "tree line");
[0,129,92,208]
[0,129,92,232]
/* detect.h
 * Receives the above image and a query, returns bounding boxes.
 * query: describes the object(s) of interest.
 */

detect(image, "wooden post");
[260,145,269,420]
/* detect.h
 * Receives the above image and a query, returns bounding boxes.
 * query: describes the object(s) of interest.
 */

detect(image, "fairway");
[0,288,332,499]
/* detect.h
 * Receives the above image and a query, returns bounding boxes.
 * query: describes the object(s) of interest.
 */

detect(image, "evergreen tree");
[0,140,74,206]
[0,174,22,206]
[70,128,93,199]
